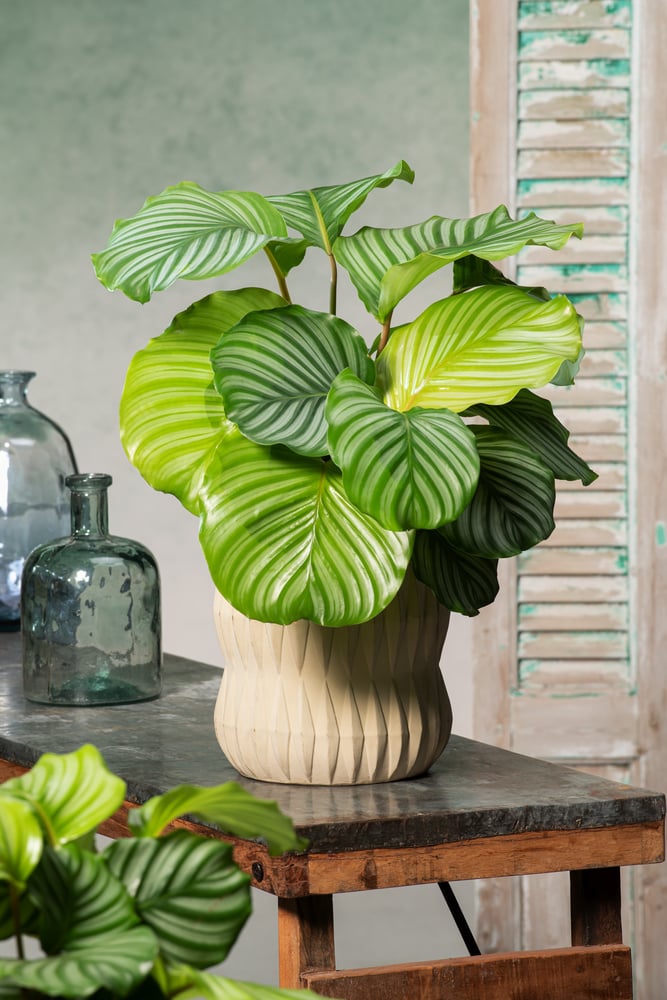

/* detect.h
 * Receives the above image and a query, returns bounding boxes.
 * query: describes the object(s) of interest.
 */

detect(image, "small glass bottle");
[21,473,162,705]
[0,371,77,630]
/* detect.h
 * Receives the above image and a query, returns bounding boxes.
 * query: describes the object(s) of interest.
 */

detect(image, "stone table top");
[1,630,664,854]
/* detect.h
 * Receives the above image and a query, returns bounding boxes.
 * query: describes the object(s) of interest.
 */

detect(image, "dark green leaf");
[411,531,499,616]
[452,254,551,301]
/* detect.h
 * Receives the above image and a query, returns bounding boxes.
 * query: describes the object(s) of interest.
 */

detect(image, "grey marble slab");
[1,631,664,854]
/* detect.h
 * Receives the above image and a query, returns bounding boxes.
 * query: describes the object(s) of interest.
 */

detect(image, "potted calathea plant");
[0,744,311,999]
[92,161,596,786]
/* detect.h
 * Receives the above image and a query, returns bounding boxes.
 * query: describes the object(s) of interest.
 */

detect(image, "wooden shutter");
[469,3,666,996]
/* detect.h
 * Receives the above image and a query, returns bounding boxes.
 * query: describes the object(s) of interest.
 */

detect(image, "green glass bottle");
[21,473,161,705]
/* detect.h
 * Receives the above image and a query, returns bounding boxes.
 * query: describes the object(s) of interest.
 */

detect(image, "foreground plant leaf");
[128,782,307,855]
[377,284,582,413]
[0,795,43,889]
[198,430,412,625]
[161,965,318,999]
[105,832,251,968]
[120,288,284,514]
[335,205,582,320]
[1,745,125,846]
[467,388,597,485]
[439,428,556,559]
[213,305,375,457]
[326,370,479,530]
[411,531,499,617]
[92,184,289,302]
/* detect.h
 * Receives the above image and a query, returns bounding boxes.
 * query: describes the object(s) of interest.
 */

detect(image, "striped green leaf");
[326,370,479,530]
[162,966,320,1000]
[467,389,597,485]
[213,305,375,457]
[0,796,43,890]
[128,782,307,855]
[439,427,556,559]
[411,531,499,617]
[1,745,125,846]
[452,254,551,301]
[106,832,250,969]
[266,160,414,252]
[377,285,582,413]
[334,205,583,320]
[264,236,310,277]
[120,288,285,514]
[92,183,288,302]
[198,430,413,625]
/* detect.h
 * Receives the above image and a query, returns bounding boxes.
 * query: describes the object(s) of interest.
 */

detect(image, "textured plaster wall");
[1,0,473,981]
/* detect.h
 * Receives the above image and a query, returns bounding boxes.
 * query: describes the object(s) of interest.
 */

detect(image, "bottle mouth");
[0,371,36,381]
[66,473,113,491]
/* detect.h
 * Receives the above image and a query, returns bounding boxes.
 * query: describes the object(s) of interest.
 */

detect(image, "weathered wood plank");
[518,177,629,208]
[566,433,626,460]
[552,407,625,435]
[517,262,628,292]
[518,629,628,660]
[543,517,627,546]
[519,601,628,631]
[278,896,335,990]
[518,659,629,692]
[556,463,625,491]
[519,28,630,62]
[518,147,629,179]
[519,88,630,120]
[578,349,627,377]
[511,692,638,761]
[518,573,629,603]
[519,58,631,90]
[304,945,634,1000]
[571,867,623,945]
[519,235,626,264]
[539,378,627,406]
[518,118,629,150]
[554,490,626,519]
[518,546,627,575]
[518,1,631,31]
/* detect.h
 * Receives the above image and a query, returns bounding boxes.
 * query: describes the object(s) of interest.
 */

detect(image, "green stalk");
[308,190,338,315]
[10,883,25,959]
[264,247,292,303]
[328,252,338,315]
[376,311,394,355]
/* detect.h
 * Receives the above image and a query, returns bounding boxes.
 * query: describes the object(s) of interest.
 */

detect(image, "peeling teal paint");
[518,0,630,15]
[549,692,601,699]
[520,30,593,51]
[616,551,628,572]
[656,522,666,547]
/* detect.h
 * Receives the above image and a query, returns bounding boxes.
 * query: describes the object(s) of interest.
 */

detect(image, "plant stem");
[376,310,394,355]
[264,247,292,303]
[10,884,25,959]
[328,252,338,315]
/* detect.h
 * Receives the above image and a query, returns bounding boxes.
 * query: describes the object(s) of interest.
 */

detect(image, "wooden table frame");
[0,634,663,999]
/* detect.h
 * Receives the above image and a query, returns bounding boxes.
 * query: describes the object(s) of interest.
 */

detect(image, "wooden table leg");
[570,866,623,945]
[278,895,336,989]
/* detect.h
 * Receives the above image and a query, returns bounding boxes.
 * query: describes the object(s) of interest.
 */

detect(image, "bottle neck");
[67,474,112,539]
[0,371,35,407]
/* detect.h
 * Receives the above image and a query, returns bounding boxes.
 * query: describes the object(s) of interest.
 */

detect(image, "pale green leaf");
[162,965,318,1000]
[466,388,597,485]
[334,205,582,320]
[92,183,288,302]
[411,531,499,616]
[120,288,285,513]
[106,832,251,968]
[0,796,43,889]
[326,370,479,530]
[266,160,414,252]
[213,305,374,457]
[198,429,413,626]
[377,285,582,413]
[439,427,556,559]
[128,782,307,855]
[1,746,125,846]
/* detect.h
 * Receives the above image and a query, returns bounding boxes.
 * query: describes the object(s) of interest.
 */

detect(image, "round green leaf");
[0,796,43,890]
[212,304,374,457]
[377,285,582,413]
[92,183,288,303]
[106,832,250,969]
[198,429,413,625]
[326,370,479,530]
[411,530,499,617]
[439,427,556,558]
[120,288,285,513]
[1,746,125,846]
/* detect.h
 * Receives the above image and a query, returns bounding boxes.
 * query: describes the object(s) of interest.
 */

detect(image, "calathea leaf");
[377,284,582,413]
[452,254,551,301]
[212,305,375,457]
[120,288,285,514]
[105,831,250,969]
[266,160,414,252]
[198,429,413,626]
[466,388,597,485]
[160,965,320,1000]
[0,795,43,889]
[92,183,289,302]
[326,370,479,530]
[128,782,307,855]
[334,205,582,320]
[411,531,499,617]
[1,745,125,846]
[439,427,556,559]
[264,236,310,277]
